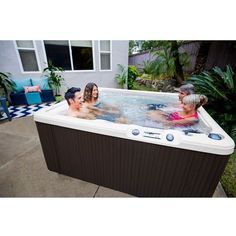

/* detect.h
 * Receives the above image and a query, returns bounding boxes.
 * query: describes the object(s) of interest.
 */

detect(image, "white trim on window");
[14,40,41,73]
[33,41,42,72]
[41,40,48,68]
[42,40,96,73]
[68,40,74,71]
[98,40,112,72]
[92,40,95,71]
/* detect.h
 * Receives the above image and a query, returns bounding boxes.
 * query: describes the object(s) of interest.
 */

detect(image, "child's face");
[182,102,194,113]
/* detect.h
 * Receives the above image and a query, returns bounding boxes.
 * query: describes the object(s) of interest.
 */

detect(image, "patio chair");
[0,97,12,121]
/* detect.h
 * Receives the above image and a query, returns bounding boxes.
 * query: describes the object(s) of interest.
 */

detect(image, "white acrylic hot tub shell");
[34,88,235,155]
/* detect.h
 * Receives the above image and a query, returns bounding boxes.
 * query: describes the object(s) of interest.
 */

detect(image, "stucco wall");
[0,40,129,94]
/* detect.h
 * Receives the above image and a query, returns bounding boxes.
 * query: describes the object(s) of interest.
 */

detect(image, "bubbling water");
[98,91,211,134]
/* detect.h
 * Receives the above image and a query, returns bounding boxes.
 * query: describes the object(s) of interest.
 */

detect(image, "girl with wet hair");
[83,82,127,123]
[148,94,208,126]
[168,94,208,124]
[83,82,99,105]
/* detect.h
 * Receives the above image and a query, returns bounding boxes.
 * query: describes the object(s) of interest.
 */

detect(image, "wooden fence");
[129,41,236,73]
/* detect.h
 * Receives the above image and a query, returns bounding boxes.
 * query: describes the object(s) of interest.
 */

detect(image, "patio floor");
[0,116,226,197]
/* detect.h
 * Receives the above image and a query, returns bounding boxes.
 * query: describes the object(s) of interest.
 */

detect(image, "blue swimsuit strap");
[94,101,102,107]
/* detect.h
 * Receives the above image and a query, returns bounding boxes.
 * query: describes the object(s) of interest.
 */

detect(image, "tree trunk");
[192,41,211,74]
[171,41,184,85]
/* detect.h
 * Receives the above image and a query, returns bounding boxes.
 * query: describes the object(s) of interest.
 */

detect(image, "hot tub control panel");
[127,126,181,145]
[143,131,161,140]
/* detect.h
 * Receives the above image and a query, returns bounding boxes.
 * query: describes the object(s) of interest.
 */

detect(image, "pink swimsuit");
[168,111,198,121]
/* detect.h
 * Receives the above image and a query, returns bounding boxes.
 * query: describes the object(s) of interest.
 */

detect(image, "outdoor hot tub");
[34,88,235,197]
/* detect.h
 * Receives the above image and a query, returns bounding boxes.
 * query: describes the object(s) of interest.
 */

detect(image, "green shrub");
[115,64,127,88]
[141,48,189,81]
[0,72,15,101]
[187,65,236,142]
[115,64,140,89]
[221,152,236,197]
[43,60,64,96]
[140,73,153,80]
[128,65,139,89]
[142,60,155,75]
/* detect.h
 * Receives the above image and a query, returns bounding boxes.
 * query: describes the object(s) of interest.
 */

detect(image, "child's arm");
[146,110,168,121]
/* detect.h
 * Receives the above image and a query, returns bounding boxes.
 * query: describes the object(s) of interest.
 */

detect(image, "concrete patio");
[0,116,226,197]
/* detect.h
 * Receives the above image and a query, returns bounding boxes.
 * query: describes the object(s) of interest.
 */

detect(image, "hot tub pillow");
[31,77,51,90]
[12,78,32,92]
[24,85,41,93]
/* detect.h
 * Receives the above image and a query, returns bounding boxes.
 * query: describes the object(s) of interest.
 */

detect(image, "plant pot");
[55,95,62,102]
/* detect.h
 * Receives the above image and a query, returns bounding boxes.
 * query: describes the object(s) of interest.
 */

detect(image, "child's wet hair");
[83,82,98,102]
[183,94,208,109]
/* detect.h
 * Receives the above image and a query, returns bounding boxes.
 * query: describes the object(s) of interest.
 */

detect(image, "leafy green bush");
[0,72,15,100]
[152,48,176,79]
[140,73,153,80]
[187,65,236,142]
[115,64,140,89]
[128,65,139,89]
[43,60,64,96]
[141,48,189,81]
[115,64,127,88]
[142,60,155,75]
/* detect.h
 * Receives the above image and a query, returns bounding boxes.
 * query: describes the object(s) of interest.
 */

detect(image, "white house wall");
[0,40,129,93]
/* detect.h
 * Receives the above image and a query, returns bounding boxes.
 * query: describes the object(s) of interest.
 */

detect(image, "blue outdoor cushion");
[31,77,51,90]
[25,92,42,105]
[12,78,32,92]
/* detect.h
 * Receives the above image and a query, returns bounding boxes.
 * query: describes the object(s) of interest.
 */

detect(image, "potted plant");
[43,60,64,99]
[0,72,15,104]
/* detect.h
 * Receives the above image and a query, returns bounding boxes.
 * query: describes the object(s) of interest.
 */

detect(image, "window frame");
[42,40,96,73]
[98,40,112,71]
[14,40,41,73]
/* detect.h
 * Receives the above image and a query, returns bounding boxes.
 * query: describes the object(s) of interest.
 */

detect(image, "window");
[99,40,111,70]
[43,40,94,71]
[15,40,40,72]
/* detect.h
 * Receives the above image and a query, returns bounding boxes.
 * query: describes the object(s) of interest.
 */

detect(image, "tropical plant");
[43,60,64,96]
[139,41,190,83]
[0,72,15,100]
[115,64,140,89]
[152,48,176,78]
[128,65,140,89]
[142,60,155,75]
[152,45,189,80]
[187,65,236,142]
[115,64,127,88]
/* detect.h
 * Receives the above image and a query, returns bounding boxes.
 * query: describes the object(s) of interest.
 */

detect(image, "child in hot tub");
[147,94,208,126]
